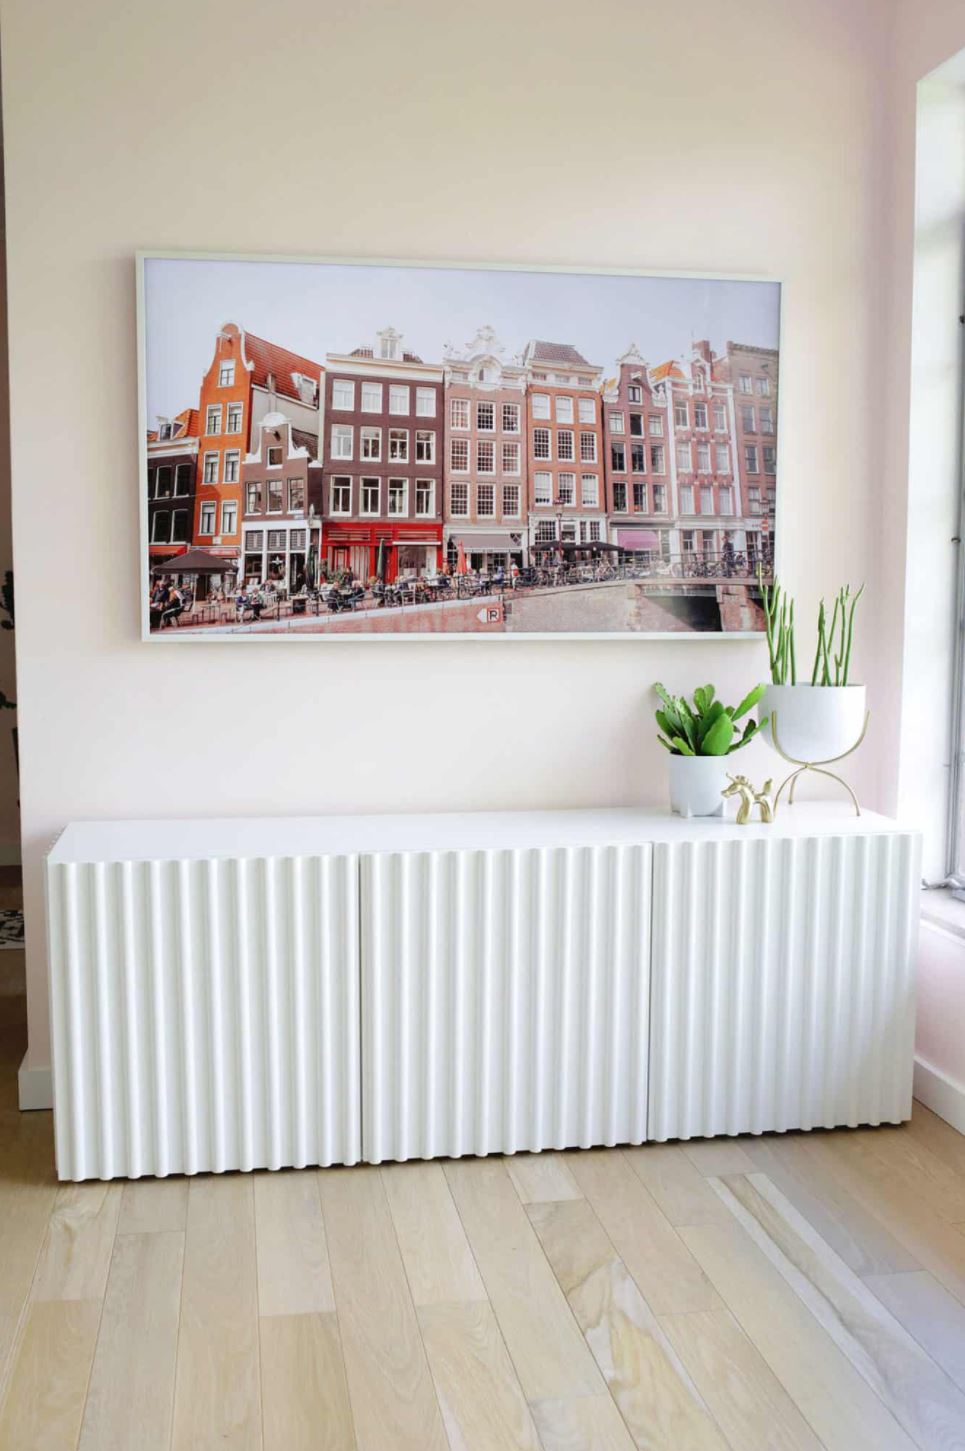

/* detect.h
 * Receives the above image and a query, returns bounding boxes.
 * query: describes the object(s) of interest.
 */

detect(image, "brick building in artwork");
[443,326,527,572]
[191,322,323,586]
[601,347,673,564]
[146,408,199,571]
[718,342,778,568]
[240,413,323,591]
[658,340,741,566]
[321,328,444,581]
[521,340,605,558]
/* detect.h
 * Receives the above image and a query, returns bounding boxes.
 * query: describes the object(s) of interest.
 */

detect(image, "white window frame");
[361,426,382,461]
[415,430,435,463]
[477,440,495,474]
[388,428,409,462]
[360,477,380,515]
[205,404,223,436]
[533,428,551,460]
[450,397,470,429]
[450,482,469,517]
[581,474,599,507]
[476,401,495,432]
[416,387,436,417]
[555,395,574,424]
[531,393,551,420]
[361,381,383,413]
[502,441,520,475]
[223,449,241,483]
[330,478,351,514]
[579,432,597,463]
[226,402,243,434]
[387,478,408,516]
[218,360,235,387]
[389,384,410,416]
[502,402,520,433]
[220,500,238,535]
[415,479,434,516]
[578,397,595,425]
[199,501,216,534]
[609,412,625,433]
[557,429,575,462]
[331,424,354,460]
[557,472,576,506]
[502,483,520,517]
[533,471,552,506]
[476,482,495,517]
[332,379,356,411]
[202,451,219,484]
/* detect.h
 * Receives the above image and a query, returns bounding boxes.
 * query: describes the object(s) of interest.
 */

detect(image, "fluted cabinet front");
[361,844,652,1163]
[648,832,921,1142]
[46,854,361,1180]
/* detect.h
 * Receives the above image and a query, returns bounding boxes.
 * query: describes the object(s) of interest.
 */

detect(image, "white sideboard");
[44,806,921,1181]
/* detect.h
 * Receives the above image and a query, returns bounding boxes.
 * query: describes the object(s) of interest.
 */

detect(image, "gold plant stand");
[771,709,870,817]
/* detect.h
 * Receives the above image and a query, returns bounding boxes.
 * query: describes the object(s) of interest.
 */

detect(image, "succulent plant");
[759,567,863,687]
[655,682,768,757]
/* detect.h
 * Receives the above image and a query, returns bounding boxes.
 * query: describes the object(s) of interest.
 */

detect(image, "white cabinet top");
[46,803,915,865]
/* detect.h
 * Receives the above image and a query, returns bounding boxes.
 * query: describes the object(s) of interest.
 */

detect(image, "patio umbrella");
[456,541,468,575]
[306,539,319,590]
[375,537,387,581]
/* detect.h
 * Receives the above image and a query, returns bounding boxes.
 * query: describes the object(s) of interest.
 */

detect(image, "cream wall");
[0,0,902,1084]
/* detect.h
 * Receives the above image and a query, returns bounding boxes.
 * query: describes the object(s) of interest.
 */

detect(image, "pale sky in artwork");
[143,256,780,422]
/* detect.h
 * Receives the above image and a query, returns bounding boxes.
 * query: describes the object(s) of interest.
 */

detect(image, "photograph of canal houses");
[140,255,781,637]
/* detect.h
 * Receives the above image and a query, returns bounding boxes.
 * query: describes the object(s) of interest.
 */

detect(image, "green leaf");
[730,682,766,721]
[654,682,673,709]
[697,701,725,740]
[732,716,767,750]
[701,713,735,756]
[656,733,676,752]
[671,734,695,756]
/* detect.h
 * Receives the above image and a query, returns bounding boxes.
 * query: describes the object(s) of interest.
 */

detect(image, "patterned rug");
[0,909,24,948]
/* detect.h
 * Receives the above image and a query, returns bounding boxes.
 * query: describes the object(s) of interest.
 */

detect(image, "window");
[415,479,434,516]
[697,442,711,472]
[361,381,383,412]
[581,475,599,507]
[760,406,774,434]
[151,511,170,543]
[203,452,219,484]
[218,361,235,387]
[694,403,708,430]
[450,482,469,516]
[157,422,173,441]
[745,444,760,473]
[361,478,380,515]
[682,529,696,554]
[716,444,731,472]
[246,482,262,513]
[557,473,575,505]
[748,487,762,514]
[700,486,714,513]
[199,501,216,534]
[531,393,551,420]
[649,414,664,436]
[555,396,574,423]
[415,430,435,463]
[694,373,705,392]
[578,397,595,424]
[534,471,552,505]
[205,405,222,435]
[652,484,666,513]
[627,384,642,403]
[476,401,495,431]
[171,509,188,542]
[290,530,307,550]
[741,404,756,433]
[631,443,646,473]
[609,481,625,511]
[756,376,770,396]
[388,429,408,461]
[633,482,647,510]
[226,402,243,434]
[609,412,625,433]
[535,519,557,543]
[223,450,240,483]
[477,483,495,517]
[331,425,353,460]
[502,484,520,516]
[154,466,173,500]
[580,432,597,463]
[477,440,495,473]
[267,529,286,551]
[763,445,777,474]
[332,379,355,411]
[388,479,407,515]
[680,486,694,513]
[502,402,520,433]
[267,480,283,513]
[611,443,626,471]
[676,443,692,472]
[502,441,520,474]
[361,427,382,461]
[267,445,283,467]
[533,428,551,460]
[739,374,753,394]
[175,464,192,496]
[674,401,689,428]
[450,438,469,471]
[288,479,305,513]
[389,385,410,415]
[581,520,601,543]
[557,430,574,461]
[331,478,351,514]
[720,486,734,515]
[650,444,665,473]
[629,414,644,437]
[450,397,469,429]
[416,387,436,416]
[221,500,237,534]
[767,488,776,512]
[712,407,726,434]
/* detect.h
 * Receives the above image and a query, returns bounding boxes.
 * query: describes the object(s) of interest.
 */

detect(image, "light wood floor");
[2,1001,965,1447]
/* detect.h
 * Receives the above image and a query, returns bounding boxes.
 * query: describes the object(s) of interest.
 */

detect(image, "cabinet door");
[648,832,921,1142]
[47,853,361,1180]
[361,844,651,1163]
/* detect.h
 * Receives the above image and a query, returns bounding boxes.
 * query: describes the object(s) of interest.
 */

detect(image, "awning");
[616,529,660,550]
[445,531,523,550]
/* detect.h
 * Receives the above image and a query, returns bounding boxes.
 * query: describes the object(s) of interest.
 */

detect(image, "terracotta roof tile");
[528,339,594,367]
[650,360,686,383]
[244,332,323,401]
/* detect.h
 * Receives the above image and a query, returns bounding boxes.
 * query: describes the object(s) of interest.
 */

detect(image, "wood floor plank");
[0,1113,58,1385]
[681,1218,920,1451]
[713,1171,965,1449]
[659,1306,826,1451]
[171,1175,261,1451]
[865,1270,965,1395]
[528,1197,728,1451]
[566,1149,719,1314]
[850,1125,965,1223]
[381,1161,486,1306]
[116,1178,188,1235]
[31,1181,122,1303]
[0,1299,101,1451]
[529,1393,636,1450]
[419,1300,541,1451]
[78,1230,184,1451]
[259,1311,356,1451]
[505,1152,583,1205]
[742,1135,920,1276]
[444,1157,603,1401]
[909,1103,965,1182]
[318,1165,448,1451]
[681,1139,758,1176]
[622,1145,731,1228]
[254,1169,334,1317]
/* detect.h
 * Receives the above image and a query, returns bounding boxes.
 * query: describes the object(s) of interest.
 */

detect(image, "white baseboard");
[18,1056,52,1111]
[914,1055,965,1136]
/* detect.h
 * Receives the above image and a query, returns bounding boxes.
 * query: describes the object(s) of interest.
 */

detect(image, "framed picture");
[138,252,781,640]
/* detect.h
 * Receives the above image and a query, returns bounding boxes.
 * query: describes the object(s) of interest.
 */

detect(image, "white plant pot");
[759,684,867,762]
[668,754,728,818]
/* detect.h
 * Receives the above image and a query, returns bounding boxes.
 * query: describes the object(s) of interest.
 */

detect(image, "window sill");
[921,887,965,941]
